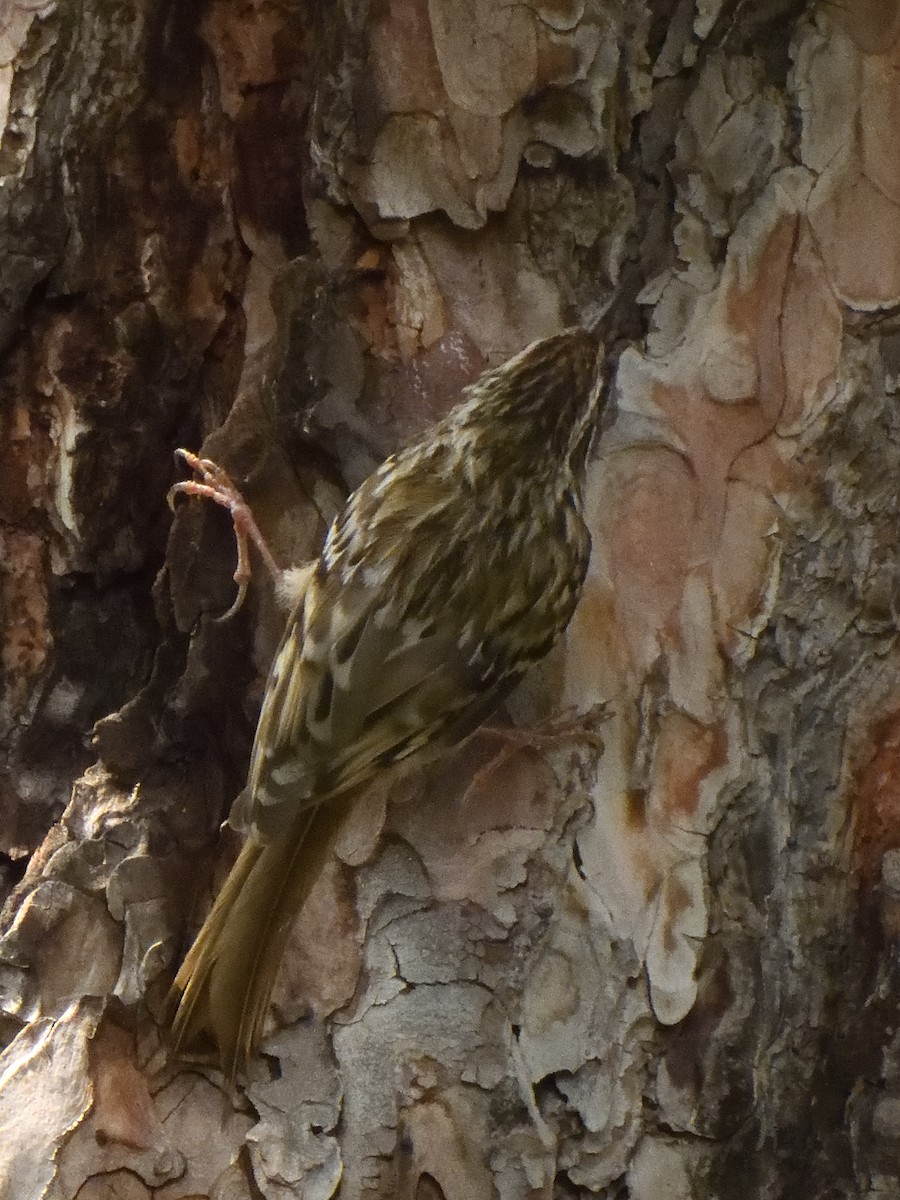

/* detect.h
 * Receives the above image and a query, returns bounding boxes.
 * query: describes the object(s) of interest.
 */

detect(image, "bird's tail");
[167,795,355,1080]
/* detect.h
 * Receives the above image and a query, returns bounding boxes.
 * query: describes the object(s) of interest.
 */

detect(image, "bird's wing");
[238,570,487,841]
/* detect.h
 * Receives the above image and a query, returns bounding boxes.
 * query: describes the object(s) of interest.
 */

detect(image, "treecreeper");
[166,326,605,1080]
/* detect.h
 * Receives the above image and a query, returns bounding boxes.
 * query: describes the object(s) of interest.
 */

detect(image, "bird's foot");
[478,701,610,755]
[168,449,281,620]
[464,702,609,802]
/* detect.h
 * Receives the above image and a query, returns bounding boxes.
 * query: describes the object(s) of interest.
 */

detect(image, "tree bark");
[1,1,898,1197]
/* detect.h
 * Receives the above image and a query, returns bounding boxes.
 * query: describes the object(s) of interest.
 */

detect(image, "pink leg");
[477,701,610,754]
[462,702,610,804]
[168,449,281,620]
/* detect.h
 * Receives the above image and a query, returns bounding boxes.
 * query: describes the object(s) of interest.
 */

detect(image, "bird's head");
[450,327,604,479]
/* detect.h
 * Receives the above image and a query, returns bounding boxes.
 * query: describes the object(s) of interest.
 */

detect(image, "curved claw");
[213,578,249,624]
[168,447,281,618]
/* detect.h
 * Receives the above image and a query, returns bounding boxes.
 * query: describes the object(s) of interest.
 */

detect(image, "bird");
[166,326,604,1080]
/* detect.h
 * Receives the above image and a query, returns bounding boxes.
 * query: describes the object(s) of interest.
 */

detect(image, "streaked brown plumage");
[168,327,603,1079]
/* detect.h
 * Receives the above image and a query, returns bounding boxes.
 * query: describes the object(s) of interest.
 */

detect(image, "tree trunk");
[1,1,898,1197]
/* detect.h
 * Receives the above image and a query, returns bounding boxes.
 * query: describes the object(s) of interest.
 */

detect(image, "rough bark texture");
[1,0,898,1197]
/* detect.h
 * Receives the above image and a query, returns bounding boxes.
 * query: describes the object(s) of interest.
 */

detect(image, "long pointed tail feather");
[167,795,355,1080]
